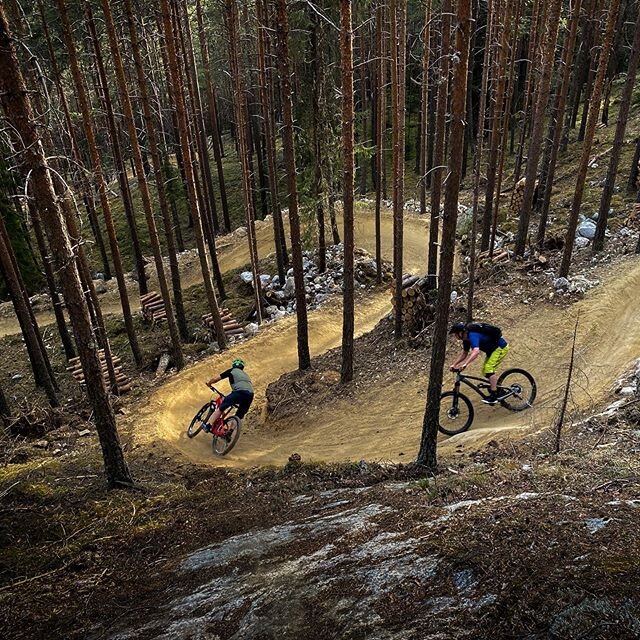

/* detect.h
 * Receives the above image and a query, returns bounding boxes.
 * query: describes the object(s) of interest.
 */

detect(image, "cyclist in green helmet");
[205,359,254,429]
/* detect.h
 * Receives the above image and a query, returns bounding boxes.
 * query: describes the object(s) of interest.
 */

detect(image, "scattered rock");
[33,440,49,449]
[240,271,254,285]
[575,236,590,249]
[553,277,570,291]
[77,429,92,437]
[244,323,259,337]
[576,219,597,239]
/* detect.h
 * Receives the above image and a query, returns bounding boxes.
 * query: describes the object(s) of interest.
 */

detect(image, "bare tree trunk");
[226,0,263,323]
[536,0,583,246]
[427,0,451,286]
[275,0,311,369]
[514,0,562,256]
[340,0,355,382]
[0,379,10,421]
[374,0,386,285]
[559,0,621,278]
[554,315,579,453]
[0,6,132,487]
[391,0,407,337]
[56,0,143,368]
[418,0,432,218]
[628,138,640,193]
[467,0,493,320]
[593,8,640,251]
[417,0,471,471]
[258,0,287,283]
[159,0,227,348]
[195,0,230,232]
[85,3,148,298]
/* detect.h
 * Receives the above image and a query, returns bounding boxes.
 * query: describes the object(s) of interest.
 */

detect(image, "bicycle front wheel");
[212,416,242,456]
[438,391,474,436]
[497,368,537,411]
[187,403,212,438]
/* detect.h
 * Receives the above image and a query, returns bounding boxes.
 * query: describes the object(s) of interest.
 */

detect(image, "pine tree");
[417,0,471,471]
[275,0,311,370]
[0,5,132,487]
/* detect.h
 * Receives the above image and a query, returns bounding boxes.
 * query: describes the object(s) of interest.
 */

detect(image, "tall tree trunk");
[310,7,327,274]
[593,8,640,251]
[467,0,494,320]
[159,0,227,348]
[559,0,621,278]
[258,0,287,283]
[340,0,355,382]
[417,0,471,471]
[514,0,562,256]
[275,0,311,370]
[55,0,143,369]
[536,0,583,246]
[29,202,76,360]
[85,3,148,297]
[374,0,386,285]
[427,0,451,285]
[0,215,58,405]
[122,0,190,343]
[226,0,263,323]
[0,378,10,421]
[0,6,132,486]
[195,0,231,232]
[97,0,184,369]
[418,0,432,218]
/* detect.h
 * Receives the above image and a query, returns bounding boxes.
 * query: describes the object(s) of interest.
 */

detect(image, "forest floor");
[2,79,640,638]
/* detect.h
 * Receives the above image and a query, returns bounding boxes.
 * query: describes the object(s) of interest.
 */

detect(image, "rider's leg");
[487,372,498,392]
[482,346,509,399]
[207,392,237,428]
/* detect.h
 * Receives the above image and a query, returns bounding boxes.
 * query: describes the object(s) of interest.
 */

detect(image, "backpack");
[466,322,502,340]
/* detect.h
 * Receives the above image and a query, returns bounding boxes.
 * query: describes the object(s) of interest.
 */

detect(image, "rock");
[576,219,597,239]
[553,277,570,291]
[260,274,271,287]
[618,386,637,397]
[240,271,254,285]
[283,277,295,298]
[206,342,220,354]
[265,305,278,316]
[94,272,106,280]
[93,279,108,295]
[156,353,171,377]
[244,322,259,337]
[271,275,281,287]
[574,236,590,249]
[273,309,287,321]
[287,268,294,278]
[33,440,49,449]
[450,290,458,303]
[11,373,23,381]
[235,226,247,238]
[77,429,92,437]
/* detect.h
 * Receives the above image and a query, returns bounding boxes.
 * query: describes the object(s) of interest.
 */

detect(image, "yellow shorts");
[483,345,509,375]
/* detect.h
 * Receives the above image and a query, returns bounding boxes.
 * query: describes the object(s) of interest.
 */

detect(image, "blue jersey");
[464,331,507,355]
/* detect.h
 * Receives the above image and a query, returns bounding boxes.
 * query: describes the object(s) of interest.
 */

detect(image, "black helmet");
[449,321,466,335]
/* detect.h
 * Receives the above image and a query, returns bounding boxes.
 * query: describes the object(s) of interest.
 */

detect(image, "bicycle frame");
[452,371,517,402]
[206,385,235,436]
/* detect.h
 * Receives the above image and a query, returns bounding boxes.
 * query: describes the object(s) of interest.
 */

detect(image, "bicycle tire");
[497,368,537,411]
[438,391,475,436]
[187,403,212,439]
[212,416,242,456]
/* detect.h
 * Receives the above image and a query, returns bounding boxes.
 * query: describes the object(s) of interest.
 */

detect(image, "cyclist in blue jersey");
[448,321,509,405]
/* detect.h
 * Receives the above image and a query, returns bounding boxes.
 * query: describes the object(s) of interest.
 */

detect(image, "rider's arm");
[207,369,231,386]
[460,347,481,369]
[451,351,468,369]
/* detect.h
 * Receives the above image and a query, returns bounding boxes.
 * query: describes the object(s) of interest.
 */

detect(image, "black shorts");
[219,390,254,419]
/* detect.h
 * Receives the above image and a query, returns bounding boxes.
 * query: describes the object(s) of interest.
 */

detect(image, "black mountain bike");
[438,368,537,436]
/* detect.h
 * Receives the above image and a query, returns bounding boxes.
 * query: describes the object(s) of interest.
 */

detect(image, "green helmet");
[231,358,245,369]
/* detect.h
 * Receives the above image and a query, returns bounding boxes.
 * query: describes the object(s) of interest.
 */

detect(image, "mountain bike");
[186,383,241,456]
[438,368,537,436]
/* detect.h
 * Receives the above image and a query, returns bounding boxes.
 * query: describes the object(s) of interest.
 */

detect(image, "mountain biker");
[205,359,254,430]
[449,321,509,405]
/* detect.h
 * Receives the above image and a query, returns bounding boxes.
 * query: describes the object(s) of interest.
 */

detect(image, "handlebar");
[206,382,225,397]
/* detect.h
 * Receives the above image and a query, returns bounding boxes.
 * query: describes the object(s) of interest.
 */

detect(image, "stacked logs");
[140,292,167,329]
[202,308,245,340]
[390,275,434,334]
[67,349,132,394]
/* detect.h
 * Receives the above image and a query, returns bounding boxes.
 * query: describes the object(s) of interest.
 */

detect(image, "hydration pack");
[466,322,502,340]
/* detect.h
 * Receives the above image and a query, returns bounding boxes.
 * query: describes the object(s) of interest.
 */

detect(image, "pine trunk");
[592,8,640,251]
[418,0,432,218]
[559,0,621,278]
[418,0,471,470]
[340,0,355,382]
[0,6,132,487]
[374,0,386,284]
[275,0,311,369]
[56,0,143,368]
[514,0,562,256]
[159,0,227,348]
[427,0,451,286]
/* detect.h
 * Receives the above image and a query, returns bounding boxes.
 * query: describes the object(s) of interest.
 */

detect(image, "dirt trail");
[140,253,640,467]
[0,208,426,337]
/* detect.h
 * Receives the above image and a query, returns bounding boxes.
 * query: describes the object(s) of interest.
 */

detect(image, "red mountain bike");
[186,383,241,456]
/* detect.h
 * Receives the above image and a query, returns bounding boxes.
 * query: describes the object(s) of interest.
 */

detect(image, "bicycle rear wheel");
[438,391,474,436]
[187,403,212,438]
[212,416,242,456]
[497,368,537,411]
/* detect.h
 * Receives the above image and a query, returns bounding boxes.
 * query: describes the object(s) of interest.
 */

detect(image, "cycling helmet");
[449,321,466,335]
[231,358,245,369]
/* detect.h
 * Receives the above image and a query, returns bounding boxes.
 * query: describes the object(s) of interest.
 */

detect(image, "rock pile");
[240,245,390,321]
